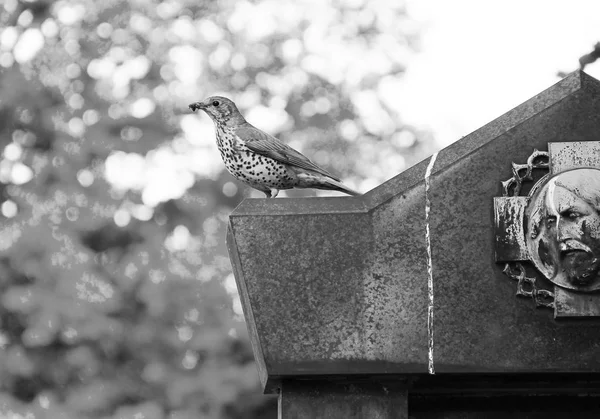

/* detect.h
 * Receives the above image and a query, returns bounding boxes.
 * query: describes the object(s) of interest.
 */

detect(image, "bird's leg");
[262,188,279,198]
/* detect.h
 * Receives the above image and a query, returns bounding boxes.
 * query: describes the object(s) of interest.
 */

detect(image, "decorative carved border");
[501,149,550,197]
[502,263,554,308]
[500,149,554,309]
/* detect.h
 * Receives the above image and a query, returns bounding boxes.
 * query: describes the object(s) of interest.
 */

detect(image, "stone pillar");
[279,380,407,419]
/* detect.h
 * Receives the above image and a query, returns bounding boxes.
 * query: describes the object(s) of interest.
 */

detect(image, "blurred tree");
[0,0,432,418]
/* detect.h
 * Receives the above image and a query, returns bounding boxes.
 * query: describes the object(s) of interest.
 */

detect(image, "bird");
[189,96,359,198]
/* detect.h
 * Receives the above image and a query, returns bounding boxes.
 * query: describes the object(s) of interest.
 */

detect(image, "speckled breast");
[216,127,295,190]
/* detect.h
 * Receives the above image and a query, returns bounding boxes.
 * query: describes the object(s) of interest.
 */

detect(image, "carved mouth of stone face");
[561,247,598,285]
[561,249,588,257]
[561,248,591,267]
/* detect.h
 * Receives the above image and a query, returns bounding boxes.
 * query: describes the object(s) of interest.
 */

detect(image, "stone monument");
[227,70,600,418]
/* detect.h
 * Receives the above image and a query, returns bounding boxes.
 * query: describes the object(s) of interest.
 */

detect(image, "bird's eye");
[212,100,220,107]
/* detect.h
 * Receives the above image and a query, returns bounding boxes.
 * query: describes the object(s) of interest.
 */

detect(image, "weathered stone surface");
[227,183,429,390]
[278,380,407,419]
[431,71,600,372]
[227,70,600,392]
[554,287,600,317]
[494,197,528,261]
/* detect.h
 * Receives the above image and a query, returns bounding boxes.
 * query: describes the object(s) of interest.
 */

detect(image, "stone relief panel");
[526,168,600,291]
[495,142,600,317]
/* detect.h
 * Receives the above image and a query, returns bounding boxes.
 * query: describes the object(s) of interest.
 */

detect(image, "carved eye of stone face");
[212,100,220,107]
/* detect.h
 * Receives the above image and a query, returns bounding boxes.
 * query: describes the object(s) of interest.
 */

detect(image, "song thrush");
[189,96,359,198]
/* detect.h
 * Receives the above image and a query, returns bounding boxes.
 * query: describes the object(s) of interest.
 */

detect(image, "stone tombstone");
[227,71,600,418]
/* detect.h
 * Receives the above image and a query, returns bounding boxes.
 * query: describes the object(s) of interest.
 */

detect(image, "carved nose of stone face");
[556,218,581,245]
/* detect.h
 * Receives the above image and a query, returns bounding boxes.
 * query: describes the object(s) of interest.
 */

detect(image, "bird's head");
[189,96,245,126]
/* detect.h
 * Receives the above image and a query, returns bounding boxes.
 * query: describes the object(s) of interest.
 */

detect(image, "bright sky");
[401,0,600,147]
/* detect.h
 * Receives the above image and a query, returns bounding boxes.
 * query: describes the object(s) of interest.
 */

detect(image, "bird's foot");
[267,188,279,198]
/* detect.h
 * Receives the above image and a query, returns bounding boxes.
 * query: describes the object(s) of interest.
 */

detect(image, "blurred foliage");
[0,0,433,418]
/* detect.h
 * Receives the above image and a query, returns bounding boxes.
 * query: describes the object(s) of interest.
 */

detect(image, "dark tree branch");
[579,42,600,69]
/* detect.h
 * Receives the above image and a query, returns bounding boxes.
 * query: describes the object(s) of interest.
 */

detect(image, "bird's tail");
[295,171,361,196]
[319,177,361,196]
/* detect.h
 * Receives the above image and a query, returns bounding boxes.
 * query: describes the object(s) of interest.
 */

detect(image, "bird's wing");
[235,123,340,181]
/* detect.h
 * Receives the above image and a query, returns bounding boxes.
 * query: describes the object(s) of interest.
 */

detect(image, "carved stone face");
[526,168,600,291]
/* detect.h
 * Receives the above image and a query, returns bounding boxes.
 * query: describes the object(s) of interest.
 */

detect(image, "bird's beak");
[189,101,206,112]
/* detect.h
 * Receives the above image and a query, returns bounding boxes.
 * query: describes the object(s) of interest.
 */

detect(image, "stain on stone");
[538,239,552,270]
